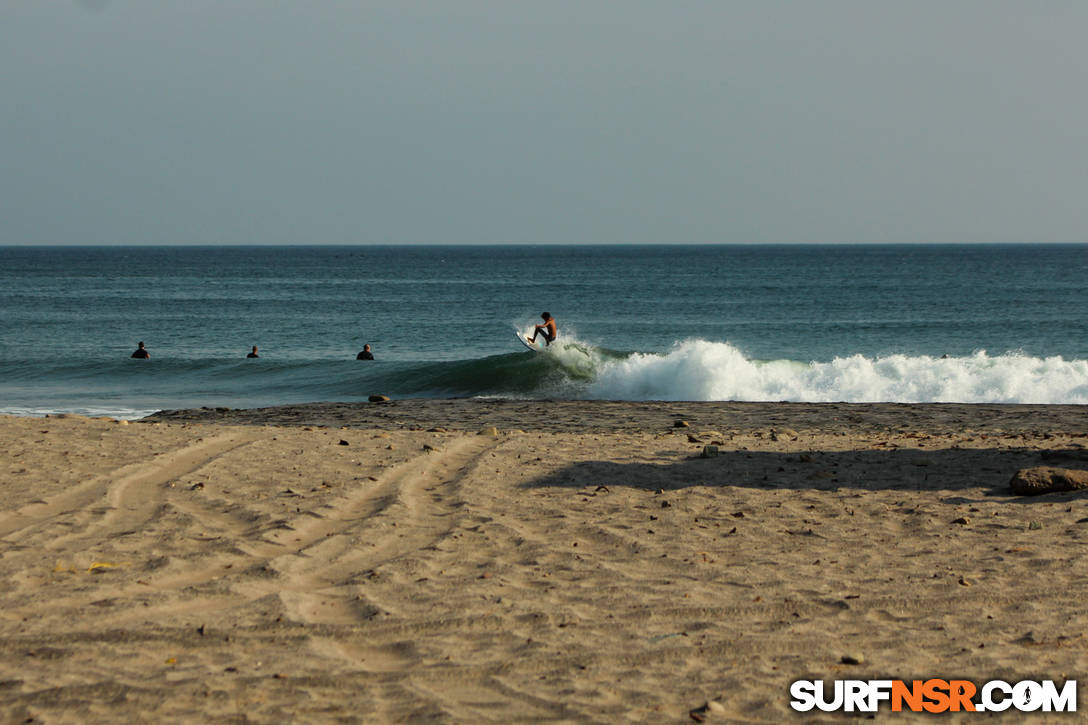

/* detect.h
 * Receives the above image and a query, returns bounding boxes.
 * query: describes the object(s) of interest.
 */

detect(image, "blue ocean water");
[1,244,1087,418]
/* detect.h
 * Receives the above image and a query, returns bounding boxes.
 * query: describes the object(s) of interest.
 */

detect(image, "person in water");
[131,341,150,359]
[356,344,374,360]
[528,312,557,346]
[247,345,259,358]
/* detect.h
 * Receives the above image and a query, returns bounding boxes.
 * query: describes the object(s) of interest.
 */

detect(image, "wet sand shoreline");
[144,398,1088,436]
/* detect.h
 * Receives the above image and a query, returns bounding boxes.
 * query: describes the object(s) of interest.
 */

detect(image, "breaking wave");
[3,338,1087,418]
[584,340,1088,404]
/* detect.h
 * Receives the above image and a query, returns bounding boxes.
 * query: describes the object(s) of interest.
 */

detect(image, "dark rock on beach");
[1009,466,1088,495]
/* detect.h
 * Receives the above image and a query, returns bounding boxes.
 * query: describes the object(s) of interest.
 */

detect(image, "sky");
[2,1,1088,245]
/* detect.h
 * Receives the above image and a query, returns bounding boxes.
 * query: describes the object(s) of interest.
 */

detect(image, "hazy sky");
[3,1,1087,244]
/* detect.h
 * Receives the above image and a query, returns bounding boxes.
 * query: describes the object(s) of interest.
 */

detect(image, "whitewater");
[576,340,1088,405]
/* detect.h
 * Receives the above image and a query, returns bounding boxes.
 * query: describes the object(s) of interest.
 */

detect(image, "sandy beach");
[2,400,1088,723]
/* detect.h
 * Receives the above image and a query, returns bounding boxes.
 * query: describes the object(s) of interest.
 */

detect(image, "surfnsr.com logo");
[790,679,1077,713]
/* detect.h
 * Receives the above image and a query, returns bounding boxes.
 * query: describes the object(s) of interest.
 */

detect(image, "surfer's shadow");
[519,447,1088,497]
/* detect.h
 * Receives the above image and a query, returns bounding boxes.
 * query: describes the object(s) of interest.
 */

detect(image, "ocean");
[1,244,1087,419]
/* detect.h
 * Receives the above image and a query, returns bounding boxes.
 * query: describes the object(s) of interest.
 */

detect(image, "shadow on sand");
[519,444,1088,506]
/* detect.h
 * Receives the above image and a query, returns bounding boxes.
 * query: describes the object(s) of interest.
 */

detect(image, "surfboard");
[516,329,544,353]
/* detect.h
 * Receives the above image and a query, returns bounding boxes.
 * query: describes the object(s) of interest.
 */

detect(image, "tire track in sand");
[122,434,503,626]
[0,431,261,555]
[252,435,502,626]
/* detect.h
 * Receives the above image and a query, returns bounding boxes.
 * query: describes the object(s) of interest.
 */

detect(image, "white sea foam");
[0,406,159,420]
[585,340,1088,404]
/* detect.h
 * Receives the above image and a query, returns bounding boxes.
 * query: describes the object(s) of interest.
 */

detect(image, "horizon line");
[3,240,1087,248]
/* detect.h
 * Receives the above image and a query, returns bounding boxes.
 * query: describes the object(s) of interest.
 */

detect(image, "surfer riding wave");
[527,312,557,347]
